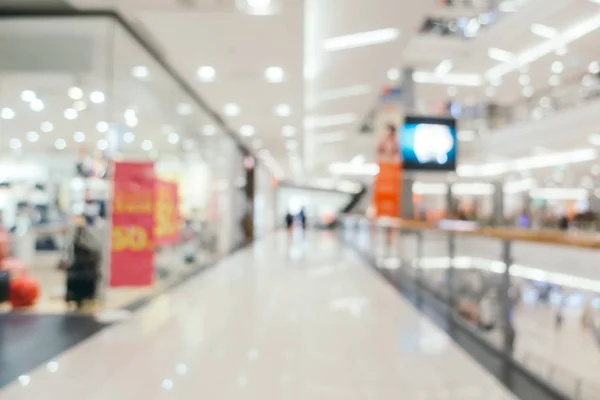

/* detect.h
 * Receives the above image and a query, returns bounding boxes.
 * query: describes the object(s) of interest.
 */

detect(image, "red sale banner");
[154,179,180,246]
[109,162,155,287]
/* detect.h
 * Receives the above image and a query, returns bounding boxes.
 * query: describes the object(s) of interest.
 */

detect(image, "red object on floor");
[10,274,40,308]
[1,257,26,274]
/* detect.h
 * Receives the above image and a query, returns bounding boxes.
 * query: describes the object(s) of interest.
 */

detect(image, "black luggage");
[0,270,9,303]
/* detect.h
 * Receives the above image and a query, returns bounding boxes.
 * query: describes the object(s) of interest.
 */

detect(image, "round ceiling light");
[73,100,87,112]
[197,66,216,82]
[282,125,296,137]
[89,91,105,104]
[73,131,86,143]
[132,65,149,79]
[123,131,135,143]
[68,86,84,100]
[30,99,44,112]
[223,103,240,116]
[589,61,600,74]
[168,133,180,144]
[518,74,530,86]
[1,108,15,119]
[387,68,400,81]
[21,90,36,102]
[26,131,39,142]
[41,121,54,132]
[275,104,292,117]
[54,139,67,150]
[10,138,22,149]
[177,103,193,116]
[240,125,255,137]
[551,61,564,74]
[264,66,285,83]
[141,139,153,151]
[97,139,108,151]
[96,121,109,133]
[64,108,78,120]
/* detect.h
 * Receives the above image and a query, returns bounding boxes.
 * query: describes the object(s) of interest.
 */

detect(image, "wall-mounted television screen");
[399,115,457,171]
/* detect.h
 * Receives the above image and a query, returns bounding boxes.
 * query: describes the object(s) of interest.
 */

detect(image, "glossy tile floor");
[0,232,517,399]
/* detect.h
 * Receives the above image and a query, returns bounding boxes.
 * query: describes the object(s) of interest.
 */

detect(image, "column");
[492,181,504,226]
[401,177,414,219]
[402,67,416,113]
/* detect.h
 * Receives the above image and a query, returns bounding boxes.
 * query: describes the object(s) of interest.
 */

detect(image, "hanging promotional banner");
[110,162,155,287]
[154,179,180,246]
[373,163,402,217]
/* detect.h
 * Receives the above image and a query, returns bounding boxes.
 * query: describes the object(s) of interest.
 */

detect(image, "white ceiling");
[2,0,600,182]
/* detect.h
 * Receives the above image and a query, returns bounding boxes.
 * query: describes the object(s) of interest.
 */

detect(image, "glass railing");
[341,215,600,400]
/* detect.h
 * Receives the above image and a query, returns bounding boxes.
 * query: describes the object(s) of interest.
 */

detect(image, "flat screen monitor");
[400,116,457,171]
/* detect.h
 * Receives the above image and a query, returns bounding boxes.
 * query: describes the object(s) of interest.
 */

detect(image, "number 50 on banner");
[112,225,153,252]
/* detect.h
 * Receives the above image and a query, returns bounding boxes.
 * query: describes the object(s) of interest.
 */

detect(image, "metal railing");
[341,215,600,400]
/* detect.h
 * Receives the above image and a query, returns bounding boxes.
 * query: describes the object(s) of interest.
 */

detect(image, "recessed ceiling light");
[123,131,135,143]
[141,139,153,151]
[589,133,600,146]
[97,139,108,150]
[203,125,216,136]
[589,61,600,74]
[1,108,15,119]
[551,61,564,74]
[68,86,83,100]
[223,103,240,116]
[549,75,561,86]
[282,125,296,137]
[73,131,85,143]
[168,133,180,144]
[54,138,67,150]
[323,28,399,52]
[265,66,285,83]
[26,131,39,142]
[197,66,216,82]
[21,90,36,102]
[30,99,44,112]
[275,104,292,117]
[387,68,400,81]
[447,86,458,97]
[41,121,54,132]
[89,91,105,104]
[132,65,149,79]
[96,121,109,133]
[523,86,534,97]
[73,100,87,112]
[240,125,255,137]
[177,103,193,116]
[518,74,531,86]
[247,0,270,8]
[530,23,557,39]
[488,47,513,63]
[10,138,22,149]
[64,108,78,120]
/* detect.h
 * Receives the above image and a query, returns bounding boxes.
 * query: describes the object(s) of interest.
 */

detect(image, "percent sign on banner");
[110,162,155,287]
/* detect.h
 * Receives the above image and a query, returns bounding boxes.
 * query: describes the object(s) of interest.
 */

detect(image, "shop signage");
[110,162,155,287]
[154,179,180,246]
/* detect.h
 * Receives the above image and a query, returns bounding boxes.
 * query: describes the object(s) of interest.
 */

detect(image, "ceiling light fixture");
[488,47,514,62]
[30,99,44,112]
[240,125,255,137]
[132,65,149,79]
[197,66,216,82]
[518,74,531,86]
[203,125,216,136]
[10,138,22,150]
[176,103,192,116]
[264,66,285,83]
[97,139,108,151]
[96,121,109,133]
[387,68,400,81]
[68,87,83,100]
[589,61,600,74]
[275,104,292,117]
[434,60,453,76]
[73,100,87,112]
[141,140,153,151]
[73,131,85,143]
[21,90,36,102]
[41,122,54,132]
[530,23,557,39]
[168,133,180,144]
[412,71,482,87]
[1,108,15,119]
[89,91,105,104]
[223,103,240,116]
[123,131,135,143]
[54,139,67,150]
[64,108,78,120]
[26,131,39,142]
[486,13,600,80]
[551,60,564,74]
[323,28,399,52]
[282,125,296,137]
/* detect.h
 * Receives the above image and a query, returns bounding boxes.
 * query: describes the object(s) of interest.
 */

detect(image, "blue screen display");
[399,116,457,171]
